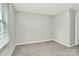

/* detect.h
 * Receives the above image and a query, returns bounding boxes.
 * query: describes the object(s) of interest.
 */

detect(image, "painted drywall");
[77,15,79,44]
[0,4,16,56]
[52,10,70,47]
[75,11,79,45]
[16,11,53,44]
[16,9,76,47]
[69,9,76,46]
[52,9,76,47]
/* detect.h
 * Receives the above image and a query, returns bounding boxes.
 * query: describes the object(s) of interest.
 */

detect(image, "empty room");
[0,3,79,56]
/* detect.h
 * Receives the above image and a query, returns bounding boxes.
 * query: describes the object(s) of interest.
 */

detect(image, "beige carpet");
[12,41,79,56]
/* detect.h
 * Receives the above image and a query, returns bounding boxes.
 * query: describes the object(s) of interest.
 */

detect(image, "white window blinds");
[0,3,9,49]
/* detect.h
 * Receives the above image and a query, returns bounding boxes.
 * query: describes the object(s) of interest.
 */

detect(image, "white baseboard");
[11,38,76,55]
[53,39,71,47]
[10,45,16,56]
[69,43,77,47]
[16,38,75,47]
[16,39,54,46]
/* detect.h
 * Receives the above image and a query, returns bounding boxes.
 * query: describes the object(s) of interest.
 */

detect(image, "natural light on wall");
[0,3,9,49]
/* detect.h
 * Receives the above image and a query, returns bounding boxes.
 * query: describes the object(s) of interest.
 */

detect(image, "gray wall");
[77,15,79,44]
[52,9,76,47]
[0,4,16,56]
[52,10,70,47]
[69,9,76,46]
[16,9,76,47]
[16,11,53,44]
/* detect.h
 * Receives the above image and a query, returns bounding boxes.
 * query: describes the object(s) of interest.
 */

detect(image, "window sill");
[0,34,9,50]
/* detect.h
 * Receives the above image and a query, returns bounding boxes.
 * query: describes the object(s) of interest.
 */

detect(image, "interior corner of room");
[0,3,79,56]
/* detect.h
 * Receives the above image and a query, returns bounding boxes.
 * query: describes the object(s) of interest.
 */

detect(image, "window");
[0,3,9,49]
[0,4,8,35]
[0,4,3,35]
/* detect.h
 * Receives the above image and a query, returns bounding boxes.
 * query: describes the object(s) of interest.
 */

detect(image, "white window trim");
[0,34,9,49]
[0,3,9,50]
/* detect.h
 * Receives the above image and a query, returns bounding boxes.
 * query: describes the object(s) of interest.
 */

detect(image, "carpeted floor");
[12,41,79,56]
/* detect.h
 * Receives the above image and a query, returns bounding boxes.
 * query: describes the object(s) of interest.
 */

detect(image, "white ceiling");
[13,3,79,16]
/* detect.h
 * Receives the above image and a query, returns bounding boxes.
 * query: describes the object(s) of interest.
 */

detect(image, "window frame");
[0,3,9,49]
